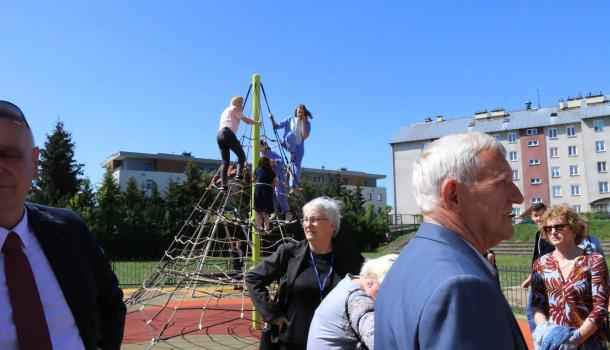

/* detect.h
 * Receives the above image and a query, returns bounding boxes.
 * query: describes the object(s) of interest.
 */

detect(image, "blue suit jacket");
[375,222,527,349]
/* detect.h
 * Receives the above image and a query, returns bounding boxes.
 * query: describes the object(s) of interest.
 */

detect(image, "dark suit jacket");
[375,222,527,349]
[26,203,126,350]
[245,236,364,343]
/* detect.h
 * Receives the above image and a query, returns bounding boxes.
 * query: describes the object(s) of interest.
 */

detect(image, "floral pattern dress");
[531,252,609,347]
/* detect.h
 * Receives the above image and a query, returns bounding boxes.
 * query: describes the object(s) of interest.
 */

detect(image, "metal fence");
[498,266,530,314]
[112,260,532,313]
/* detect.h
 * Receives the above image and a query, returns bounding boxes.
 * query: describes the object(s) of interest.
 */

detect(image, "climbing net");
[125,83,302,349]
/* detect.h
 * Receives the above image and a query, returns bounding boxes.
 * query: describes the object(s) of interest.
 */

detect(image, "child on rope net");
[260,139,292,221]
[269,103,312,191]
[217,96,261,190]
[253,156,278,233]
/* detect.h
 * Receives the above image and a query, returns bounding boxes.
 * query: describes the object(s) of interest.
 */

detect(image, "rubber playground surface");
[121,289,535,350]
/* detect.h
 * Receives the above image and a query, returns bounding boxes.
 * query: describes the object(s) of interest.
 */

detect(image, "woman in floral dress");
[531,205,609,349]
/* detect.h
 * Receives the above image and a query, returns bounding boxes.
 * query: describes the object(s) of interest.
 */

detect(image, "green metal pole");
[250,74,262,328]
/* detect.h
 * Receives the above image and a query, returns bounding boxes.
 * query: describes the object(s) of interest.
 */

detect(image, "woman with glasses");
[531,205,609,349]
[245,196,364,350]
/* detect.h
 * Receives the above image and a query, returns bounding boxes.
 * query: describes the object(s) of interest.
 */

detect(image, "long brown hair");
[257,156,276,178]
[294,104,313,119]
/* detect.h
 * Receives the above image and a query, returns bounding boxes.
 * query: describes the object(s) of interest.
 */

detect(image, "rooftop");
[390,94,610,144]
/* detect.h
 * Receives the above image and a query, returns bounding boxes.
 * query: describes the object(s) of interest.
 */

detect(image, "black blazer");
[245,236,364,325]
[26,203,126,350]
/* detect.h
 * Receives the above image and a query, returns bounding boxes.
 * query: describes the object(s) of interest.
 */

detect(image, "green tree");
[31,121,83,206]
[119,177,147,257]
[94,167,122,255]
[67,178,96,228]
[143,181,166,257]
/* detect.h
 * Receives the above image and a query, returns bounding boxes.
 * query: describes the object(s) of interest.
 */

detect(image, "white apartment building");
[391,93,610,217]
[101,151,387,211]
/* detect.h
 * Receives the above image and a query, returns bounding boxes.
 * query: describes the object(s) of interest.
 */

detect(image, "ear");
[32,147,40,178]
[439,179,460,210]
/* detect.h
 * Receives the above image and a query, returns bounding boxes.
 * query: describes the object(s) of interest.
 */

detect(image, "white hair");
[412,132,505,213]
[360,254,398,285]
[302,196,342,236]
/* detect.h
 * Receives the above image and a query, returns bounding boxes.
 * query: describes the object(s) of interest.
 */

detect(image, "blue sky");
[2,1,609,209]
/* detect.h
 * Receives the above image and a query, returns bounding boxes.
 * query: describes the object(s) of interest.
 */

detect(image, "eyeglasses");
[300,217,329,225]
[543,224,568,234]
[0,101,30,129]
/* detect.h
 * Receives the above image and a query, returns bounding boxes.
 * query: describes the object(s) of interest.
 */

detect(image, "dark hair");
[531,203,547,212]
[0,101,30,129]
[258,156,276,178]
[294,104,313,119]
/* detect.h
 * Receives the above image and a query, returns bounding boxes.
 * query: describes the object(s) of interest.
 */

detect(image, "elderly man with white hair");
[375,132,528,349]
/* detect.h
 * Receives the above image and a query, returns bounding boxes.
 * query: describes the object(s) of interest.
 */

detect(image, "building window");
[530,178,542,185]
[573,205,582,213]
[526,128,538,135]
[531,197,542,204]
[550,147,559,158]
[566,126,576,137]
[528,140,539,147]
[598,161,607,173]
[529,158,541,165]
[145,179,154,191]
[571,185,581,196]
[512,208,521,217]
[493,134,500,141]
[508,133,517,143]
[551,166,560,177]
[368,193,372,201]
[313,176,324,183]
[600,182,609,194]
[552,186,562,198]
[593,119,604,132]
[568,145,577,156]
[509,151,518,162]
[377,194,383,202]
[595,140,607,152]
[548,128,557,139]
[512,170,519,181]
[569,165,580,176]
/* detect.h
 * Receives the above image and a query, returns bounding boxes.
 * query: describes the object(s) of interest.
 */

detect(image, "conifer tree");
[94,167,122,255]
[31,121,83,206]
[67,178,96,228]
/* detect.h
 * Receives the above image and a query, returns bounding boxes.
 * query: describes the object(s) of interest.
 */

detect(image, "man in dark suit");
[0,100,125,350]
[375,132,527,349]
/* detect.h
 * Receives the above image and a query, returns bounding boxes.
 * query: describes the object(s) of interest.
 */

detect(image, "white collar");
[0,206,31,250]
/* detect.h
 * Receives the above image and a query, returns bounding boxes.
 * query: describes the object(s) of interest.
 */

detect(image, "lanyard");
[309,250,334,301]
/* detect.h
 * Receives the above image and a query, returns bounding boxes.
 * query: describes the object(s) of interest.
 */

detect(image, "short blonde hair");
[540,204,587,244]
[231,96,243,107]
[360,254,398,285]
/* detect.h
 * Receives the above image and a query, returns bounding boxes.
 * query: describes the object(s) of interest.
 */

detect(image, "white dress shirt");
[0,208,85,350]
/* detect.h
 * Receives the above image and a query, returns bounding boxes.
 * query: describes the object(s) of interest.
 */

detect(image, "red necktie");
[2,231,53,350]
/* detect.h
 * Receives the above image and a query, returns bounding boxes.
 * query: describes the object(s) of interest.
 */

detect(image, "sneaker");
[269,213,277,220]
[285,213,293,222]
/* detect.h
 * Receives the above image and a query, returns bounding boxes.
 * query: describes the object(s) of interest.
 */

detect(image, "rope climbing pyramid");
[124,75,299,349]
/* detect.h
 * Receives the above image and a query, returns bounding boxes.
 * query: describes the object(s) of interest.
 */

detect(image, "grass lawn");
[512,219,610,242]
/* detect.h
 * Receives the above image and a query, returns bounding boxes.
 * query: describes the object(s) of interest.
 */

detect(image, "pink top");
[219,105,245,134]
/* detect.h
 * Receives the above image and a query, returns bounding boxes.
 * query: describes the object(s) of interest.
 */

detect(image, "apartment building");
[101,151,387,211]
[391,93,610,217]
